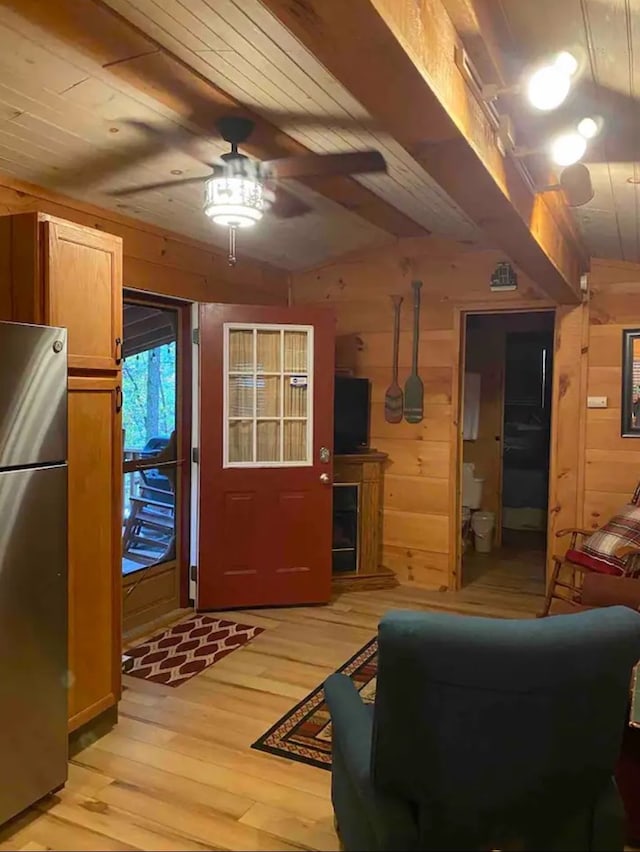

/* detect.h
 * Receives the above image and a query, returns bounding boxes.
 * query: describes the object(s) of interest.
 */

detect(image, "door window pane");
[284,380,307,417]
[229,329,254,372]
[229,376,254,418]
[229,420,254,463]
[257,420,280,462]
[257,376,280,417]
[284,331,308,372]
[257,330,281,372]
[224,324,312,467]
[284,420,307,462]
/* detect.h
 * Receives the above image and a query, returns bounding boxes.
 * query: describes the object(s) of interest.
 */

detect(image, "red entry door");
[197,303,335,610]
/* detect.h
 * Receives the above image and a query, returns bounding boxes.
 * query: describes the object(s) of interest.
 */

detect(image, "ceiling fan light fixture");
[204,175,265,228]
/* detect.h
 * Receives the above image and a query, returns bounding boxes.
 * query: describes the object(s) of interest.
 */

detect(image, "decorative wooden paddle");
[384,295,404,423]
[404,280,424,423]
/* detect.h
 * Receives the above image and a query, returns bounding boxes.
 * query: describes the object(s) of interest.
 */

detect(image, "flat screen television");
[334,376,371,454]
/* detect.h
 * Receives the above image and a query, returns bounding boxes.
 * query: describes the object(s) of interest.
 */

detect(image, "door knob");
[320,473,331,484]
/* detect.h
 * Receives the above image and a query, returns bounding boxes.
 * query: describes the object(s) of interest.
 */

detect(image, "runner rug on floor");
[251,637,377,770]
[122,615,263,687]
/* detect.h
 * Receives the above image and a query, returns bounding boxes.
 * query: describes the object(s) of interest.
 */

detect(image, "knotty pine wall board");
[293,236,552,589]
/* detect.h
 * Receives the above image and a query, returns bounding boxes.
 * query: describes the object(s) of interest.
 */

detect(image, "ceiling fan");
[107,115,388,265]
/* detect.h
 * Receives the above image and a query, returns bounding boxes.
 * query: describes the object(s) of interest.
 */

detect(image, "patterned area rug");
[251,637,377,769]
[122,615,263,687]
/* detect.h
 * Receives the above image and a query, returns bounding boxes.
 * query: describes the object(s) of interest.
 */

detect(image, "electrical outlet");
[587,396,608,409]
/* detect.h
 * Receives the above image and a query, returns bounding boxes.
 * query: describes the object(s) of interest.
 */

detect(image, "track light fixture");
[542,163,594,207]
[481,51,579,112]
[499,115,601,168]
[526,52,578,111]
[549,131,587,167]
[548,115,602,166]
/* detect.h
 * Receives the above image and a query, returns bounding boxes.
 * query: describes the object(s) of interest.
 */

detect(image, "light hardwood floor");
[0,567,543,852]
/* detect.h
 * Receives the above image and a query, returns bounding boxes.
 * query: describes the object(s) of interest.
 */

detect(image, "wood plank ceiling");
[493,0,640,264]
[0,0,484,271]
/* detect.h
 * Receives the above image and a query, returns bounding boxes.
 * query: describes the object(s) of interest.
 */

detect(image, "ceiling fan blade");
[110,176,208,198]
[52,135,174,190]
[268,188,312,218]
[126,119,202,151]
[263,150,387,180]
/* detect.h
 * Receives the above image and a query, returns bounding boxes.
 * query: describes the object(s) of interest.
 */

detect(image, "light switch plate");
[587,396,608,409]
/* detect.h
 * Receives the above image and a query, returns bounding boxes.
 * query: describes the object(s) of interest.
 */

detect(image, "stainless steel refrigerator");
[0,321,68,825]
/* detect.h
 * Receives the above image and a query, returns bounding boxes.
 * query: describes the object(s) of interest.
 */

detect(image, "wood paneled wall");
[292,237,553,589]
[581,258,640,528]
[0,172,288,307]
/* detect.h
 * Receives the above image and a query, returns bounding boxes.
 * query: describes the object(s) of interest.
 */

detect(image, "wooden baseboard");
[332,569,398,592]
[123,606,193,647]
[68,704,118,757]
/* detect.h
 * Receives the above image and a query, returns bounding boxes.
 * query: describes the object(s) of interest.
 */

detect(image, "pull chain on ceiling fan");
[109,115,388,265]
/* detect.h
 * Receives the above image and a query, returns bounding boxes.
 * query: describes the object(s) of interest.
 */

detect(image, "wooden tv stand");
[332,452,397,591]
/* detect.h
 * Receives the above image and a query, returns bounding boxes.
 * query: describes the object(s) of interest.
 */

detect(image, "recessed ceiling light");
[627,177,640,185]
[171,169,183,175]
[109,127,119,134]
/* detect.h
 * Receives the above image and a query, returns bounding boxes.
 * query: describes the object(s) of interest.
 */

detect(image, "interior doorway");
[120,292,191,632]
[460,310,555,592]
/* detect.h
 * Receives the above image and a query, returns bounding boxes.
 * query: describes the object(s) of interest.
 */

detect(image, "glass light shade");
[550,131,587,167]
[555,51,578,76]
[577,116,600,139]
[204,176,265,228]
[526,65,571,111]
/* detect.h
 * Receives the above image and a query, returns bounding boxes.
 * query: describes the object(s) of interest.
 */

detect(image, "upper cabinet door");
[44,220,123,372]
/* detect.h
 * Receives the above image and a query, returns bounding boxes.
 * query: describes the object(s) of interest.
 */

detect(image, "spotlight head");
[577,116,601,139]
[555,51,579,76]
[526,51,578,111]
[550,131,587,167]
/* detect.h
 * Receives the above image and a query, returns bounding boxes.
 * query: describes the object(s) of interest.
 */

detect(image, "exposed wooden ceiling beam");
[441,0,512,86]
[441,0,586,266]
[2,0,427,239]
[260,0,587,303]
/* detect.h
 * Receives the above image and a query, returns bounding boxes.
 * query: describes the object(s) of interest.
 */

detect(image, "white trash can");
[471,511,495,554]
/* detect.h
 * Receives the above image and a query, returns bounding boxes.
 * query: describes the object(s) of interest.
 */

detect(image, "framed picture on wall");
[621,329,640,436]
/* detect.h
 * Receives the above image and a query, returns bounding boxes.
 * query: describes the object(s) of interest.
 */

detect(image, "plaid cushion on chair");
[575,503,640,575]
[565,548,622,575]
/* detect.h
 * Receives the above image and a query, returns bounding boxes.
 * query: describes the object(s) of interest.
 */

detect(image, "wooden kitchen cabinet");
[0,211,123,733]
[67,375,122,731]
[44,219,123,372]
[1,213,123,372]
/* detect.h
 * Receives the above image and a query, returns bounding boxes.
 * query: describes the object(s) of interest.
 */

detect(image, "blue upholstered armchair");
[325,607,640,851]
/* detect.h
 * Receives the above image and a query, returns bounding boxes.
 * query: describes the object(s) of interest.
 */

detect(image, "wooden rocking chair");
[541,525,640,617]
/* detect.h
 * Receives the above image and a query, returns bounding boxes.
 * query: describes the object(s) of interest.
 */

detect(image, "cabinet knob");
[320,473,331,484]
